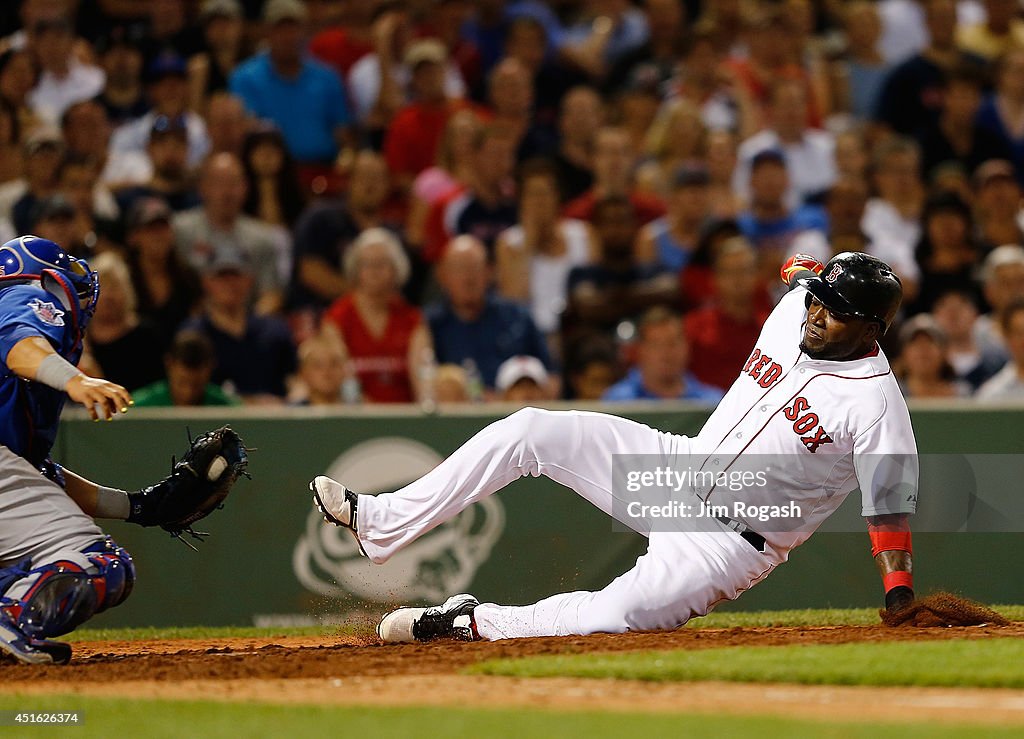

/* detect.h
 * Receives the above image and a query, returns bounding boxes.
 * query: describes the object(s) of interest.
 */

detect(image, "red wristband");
[883,571,913,593]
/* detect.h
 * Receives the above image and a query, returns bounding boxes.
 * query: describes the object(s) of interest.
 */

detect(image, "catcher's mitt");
[880,592,1009,628]
[127,426,249,547]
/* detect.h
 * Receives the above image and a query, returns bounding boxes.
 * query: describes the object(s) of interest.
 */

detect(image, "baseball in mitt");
[127,426,249,547]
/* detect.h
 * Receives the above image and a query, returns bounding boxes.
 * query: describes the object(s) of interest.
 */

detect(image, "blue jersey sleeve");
[0,285,73,367]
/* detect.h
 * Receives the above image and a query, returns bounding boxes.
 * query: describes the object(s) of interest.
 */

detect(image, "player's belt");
[715,516,767,553]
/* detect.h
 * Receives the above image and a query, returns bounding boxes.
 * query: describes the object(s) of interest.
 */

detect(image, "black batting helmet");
[798,252,902,333]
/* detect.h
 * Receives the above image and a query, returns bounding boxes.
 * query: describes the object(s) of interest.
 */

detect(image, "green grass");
[67,605,1022,642]
[471,638,1024,689]
[0,697,1017,739]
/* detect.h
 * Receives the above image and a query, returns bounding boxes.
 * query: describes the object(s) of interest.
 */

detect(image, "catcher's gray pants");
[356,408,777,639]
[0,445,106,601]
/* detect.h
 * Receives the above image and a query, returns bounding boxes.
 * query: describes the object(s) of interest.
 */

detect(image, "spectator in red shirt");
[323,227,432,403]
[685,237,771,392]
[384,39,473,196]
[563,126,665,225]
[309,0,377,79]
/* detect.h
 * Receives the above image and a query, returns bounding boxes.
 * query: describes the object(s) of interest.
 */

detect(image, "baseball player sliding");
[0,236,246,664]
[313,252,918,642]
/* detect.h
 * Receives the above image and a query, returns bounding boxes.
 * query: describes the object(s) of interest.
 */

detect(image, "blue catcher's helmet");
[0,235,100,330]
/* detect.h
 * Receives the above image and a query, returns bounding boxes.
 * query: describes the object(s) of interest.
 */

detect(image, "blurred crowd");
[2,0,1024,407]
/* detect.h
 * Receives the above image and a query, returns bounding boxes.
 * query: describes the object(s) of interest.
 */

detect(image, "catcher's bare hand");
[67,375,133,421]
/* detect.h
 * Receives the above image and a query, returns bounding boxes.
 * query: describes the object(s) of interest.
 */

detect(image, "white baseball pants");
[356,408,776,639]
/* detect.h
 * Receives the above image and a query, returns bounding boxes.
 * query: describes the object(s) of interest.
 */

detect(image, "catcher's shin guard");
[0,537,135,640]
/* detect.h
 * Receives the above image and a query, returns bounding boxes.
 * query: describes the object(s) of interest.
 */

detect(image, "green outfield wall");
[54,403,1024,627]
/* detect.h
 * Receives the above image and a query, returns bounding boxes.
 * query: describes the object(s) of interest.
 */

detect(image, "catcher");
[0,236,247,665]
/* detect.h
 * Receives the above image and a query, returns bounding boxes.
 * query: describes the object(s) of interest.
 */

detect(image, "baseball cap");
[263,0,308,25]
[147,51,188,81]
[981,244,1024,281]
[899,314,947,346]
[672,164,710,189]
[973,159,1017,189]
[404,39,447,69]
[751,148,787,169]
[30,194,76,227]
[150,114,189,139]
[203,247,253,275]
[495,355,548,392]
[23,127,64,156]
[200,0,243,22]
[127,197,173,231]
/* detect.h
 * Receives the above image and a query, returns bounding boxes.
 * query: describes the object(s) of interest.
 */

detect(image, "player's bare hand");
[66,375,133,421]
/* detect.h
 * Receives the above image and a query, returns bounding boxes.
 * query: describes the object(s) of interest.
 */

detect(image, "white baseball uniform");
[354,286,919,639]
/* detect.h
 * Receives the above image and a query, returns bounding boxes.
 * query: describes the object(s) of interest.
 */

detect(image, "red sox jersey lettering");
[782,396,834,453]
[742,349,783,389]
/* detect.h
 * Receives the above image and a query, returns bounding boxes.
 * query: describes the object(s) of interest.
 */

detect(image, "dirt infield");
[2,624,1024,725]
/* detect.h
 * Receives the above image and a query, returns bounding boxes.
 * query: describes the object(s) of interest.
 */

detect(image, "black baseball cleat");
[310,476,366,556]
[0,610,71,665]
[377,594,480,643]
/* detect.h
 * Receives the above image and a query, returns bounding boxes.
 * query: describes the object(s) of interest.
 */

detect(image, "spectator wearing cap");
[907,192,981,315]
[495,159,596,340]
[61,100,151,192]
[183,248,297,403]
[7,127,64,234]
[346,3,467,130]
[289,150,396,313]
[976,244,1024,356]
[85,251,166,392]
[602,306,723,402]
[26,16,105,126]
[495,355,552,403]
[974,160,1024,251]
[124,197,201,347]
[894,313,971,398]
[428,235,552,390]
[636,165,709,273]
[874,0,985,138]
[735,149,827,258]
[684,238,771,392]
[230,0,353,174]
[94,24,149,127]
[174,152,289,316]
[733,79,837,210]
[915,65,1011,183]
[636,99,706,198]
[563,126,665,226]
[110,51,211,169]
[114,114,201,215]
[976,299,1024,399]
[564,195,677,340]
[383,39,477,195]
[132,329,239,407]
[931,287,1006,390]
[188,0,248,113]
[322,228,431,404]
